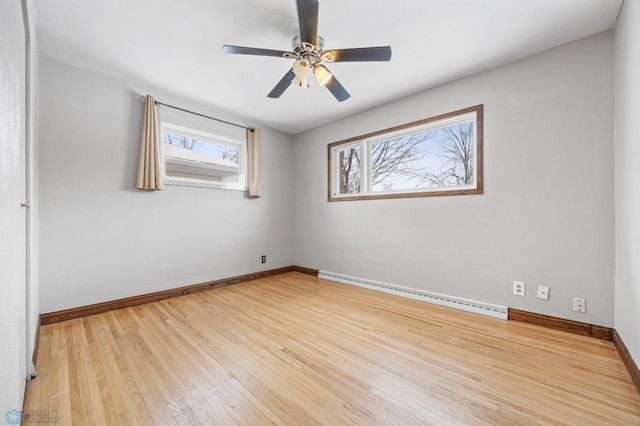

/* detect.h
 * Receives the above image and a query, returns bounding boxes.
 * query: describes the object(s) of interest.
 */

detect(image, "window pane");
[371,121,474,192]
[164,133,239,166]
[337,146,361,194]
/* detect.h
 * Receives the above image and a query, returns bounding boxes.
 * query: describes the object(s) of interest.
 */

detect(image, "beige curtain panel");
[247,127,261,198]
[136,95,164,191]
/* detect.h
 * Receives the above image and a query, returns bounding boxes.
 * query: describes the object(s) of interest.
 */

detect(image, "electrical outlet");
[261,255,266,264]
[513,281,525,296]
[573,297,586,313]
[537,285,550,300]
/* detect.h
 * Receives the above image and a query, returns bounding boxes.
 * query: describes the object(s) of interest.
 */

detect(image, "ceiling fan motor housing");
[291,36,326,65]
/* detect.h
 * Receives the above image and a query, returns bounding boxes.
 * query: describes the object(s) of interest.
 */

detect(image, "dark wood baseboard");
[613,330,640,394]
[40,266,299,325]
[508,308,613,341]
[292,265,319,276]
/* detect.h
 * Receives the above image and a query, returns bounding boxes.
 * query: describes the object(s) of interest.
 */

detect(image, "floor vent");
[318,271,508,320]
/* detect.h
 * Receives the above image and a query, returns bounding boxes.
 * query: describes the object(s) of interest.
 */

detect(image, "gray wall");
[38,58,294,313]
[615,1,640,366]
[293,32,615,327]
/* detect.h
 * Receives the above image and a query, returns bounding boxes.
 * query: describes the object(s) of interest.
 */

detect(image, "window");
[161,122,247,190]
[328,105,483,201]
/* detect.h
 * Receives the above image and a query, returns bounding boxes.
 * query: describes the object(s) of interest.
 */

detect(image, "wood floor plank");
[24,272,640,425]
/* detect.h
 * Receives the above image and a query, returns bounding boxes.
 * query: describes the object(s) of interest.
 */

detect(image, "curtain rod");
[154,101,254,132]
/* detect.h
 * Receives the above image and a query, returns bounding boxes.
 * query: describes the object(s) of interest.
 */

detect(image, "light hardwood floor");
[24,272,640,425]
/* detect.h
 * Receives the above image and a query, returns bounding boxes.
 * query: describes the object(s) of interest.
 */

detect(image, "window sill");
[163,176,246,191]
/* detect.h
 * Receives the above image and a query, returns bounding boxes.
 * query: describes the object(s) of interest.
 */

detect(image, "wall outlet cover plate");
[513,281,525,296]
[537,285,549,300]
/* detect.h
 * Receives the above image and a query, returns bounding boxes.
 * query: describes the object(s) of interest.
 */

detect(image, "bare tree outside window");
[338,146,360,194]
[329,105,483,201]
[421,122,474,188]
[219,145,240,164]
[164,132,240,165]
[368,123,474,192]
[340,123,474,194]
[370,133,431,190]
[164,134,203,151]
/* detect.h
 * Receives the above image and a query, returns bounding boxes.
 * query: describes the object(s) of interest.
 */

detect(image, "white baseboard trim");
[318,270,508,320]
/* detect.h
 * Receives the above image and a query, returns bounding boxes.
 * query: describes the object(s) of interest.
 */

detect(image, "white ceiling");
[35,0,621,135]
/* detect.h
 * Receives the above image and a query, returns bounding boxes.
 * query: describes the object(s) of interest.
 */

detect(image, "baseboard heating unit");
[318,271,508,320]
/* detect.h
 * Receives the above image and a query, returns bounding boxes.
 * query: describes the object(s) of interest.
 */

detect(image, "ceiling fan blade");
[325,73,350,102]
[296,0,319,45]
[223,45,292,58]
[267,69,296,98]
[323,46,392,62]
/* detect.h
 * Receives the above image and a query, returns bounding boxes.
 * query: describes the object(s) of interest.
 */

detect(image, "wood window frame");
[327,105,483,202]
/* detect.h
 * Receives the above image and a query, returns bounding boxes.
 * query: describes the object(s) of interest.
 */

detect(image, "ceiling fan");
[222,0,392,102]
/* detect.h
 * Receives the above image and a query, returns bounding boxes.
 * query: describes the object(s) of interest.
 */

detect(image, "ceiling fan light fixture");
[292,58,311,78]
[314,65,332,86]
[292,58,311,88]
